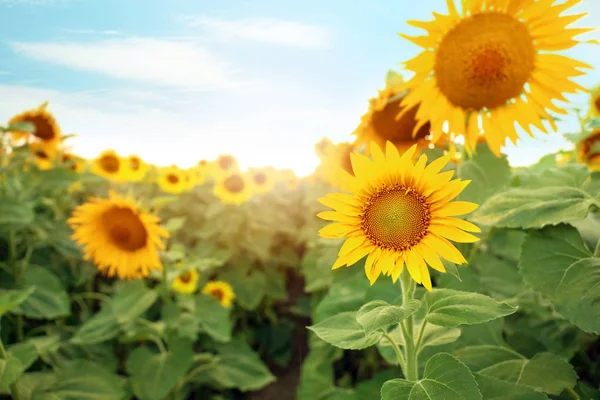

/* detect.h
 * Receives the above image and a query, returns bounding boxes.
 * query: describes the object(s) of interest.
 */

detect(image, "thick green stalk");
[400,270,418,381]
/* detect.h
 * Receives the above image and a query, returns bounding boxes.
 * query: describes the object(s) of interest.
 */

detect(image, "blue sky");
[0,0,599,175]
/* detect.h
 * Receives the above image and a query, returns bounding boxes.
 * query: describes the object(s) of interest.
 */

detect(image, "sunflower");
[353,71,437,155]
[318,141,480,291]
[29,142,55,170]
[398,0,593,156]
[315,137,335,161]
[125,155,148,182]
[247,168,275,195]
[211,154,239,178]
[577,129,600,171]
[61,153,86,173]
[589,85,600,118]
[8,102,62,151]
[68,190,170,279]
[91,150,126,181]
[320,142,357,188]
[201,281,235,307]
[157,166,187,194]
[172,268,199,294]
[213,172,253,205]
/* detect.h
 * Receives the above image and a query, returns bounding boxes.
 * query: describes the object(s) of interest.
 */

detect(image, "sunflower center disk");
[254,173,267,185]
[179,271,192,283]
[167,174,179,184]
[362,187,431,251]
[371,98,430,142]
[218,157,234,170]
[211,289,225,301]
[100,156,120,173]
[594,97,600,114]
[130,158,140,170]
[435,12,535,110]
[26,116,55,140]
[102,207,148,251]
[224,175,245,193]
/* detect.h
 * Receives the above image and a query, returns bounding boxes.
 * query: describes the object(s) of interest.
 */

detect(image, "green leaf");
[46,360,126,400]
[0,198,35,227]
[208,340,275,392]
[164,216,186,233]
[381,353,482,400]
[0,341,38,391]
[0,287,35,317]
[15,266,70,319]
[6,121,35,132]
[423,289,517,327]
[475,374,549,400]
[127,339,194,400]
[13,372,57,400]
[70,308,120,345]
[230,270,266,310]
[457,143,512,205]
[519,224,600,333]
[308,312,382,350]
[313,265,368,323]
[454,346,577,396]
[195,294,232,342]
[356,299,421,335]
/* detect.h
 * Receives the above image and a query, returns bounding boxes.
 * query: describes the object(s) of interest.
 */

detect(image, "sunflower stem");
[382,332,406,372]
[0,337,21,400]
[400,270,418,382]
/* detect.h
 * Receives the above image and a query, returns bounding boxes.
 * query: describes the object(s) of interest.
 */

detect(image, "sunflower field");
[2,1,600,400]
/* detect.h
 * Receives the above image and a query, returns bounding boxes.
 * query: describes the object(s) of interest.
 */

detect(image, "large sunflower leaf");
[308,312,382,350]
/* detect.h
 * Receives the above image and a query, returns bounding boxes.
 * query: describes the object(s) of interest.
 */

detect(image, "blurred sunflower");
[61,153,86,173]
[248,168,275,195]
[212,154,239,178]
[353,71,435,155]
[318,141,480,291]
[125,155,148,182]
[91,150,126,181]
[589,85,600,118]
[202,281,235,307]
[157,166,187,194]
[8,103,62,152]
[320,142,357,188]
[68,190,170,279]
[556,151,574,167]
[172,268,199,294]
[277,169,300,190]
[213,172,253,205]
[399,0,592,156]
[314,137,335,161]
[577,129,600,171]
[29,142,55,170]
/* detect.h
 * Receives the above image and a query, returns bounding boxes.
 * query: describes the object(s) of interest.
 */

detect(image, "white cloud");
[10,38,244,89]
[181,15,332,48]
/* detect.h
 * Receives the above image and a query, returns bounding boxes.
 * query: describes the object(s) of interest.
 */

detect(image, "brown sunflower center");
[36,149,49,160]
[130,157,140,171]
[594,96,600,114]
[361,185,431,251]
[435,12,535,110]
[24,115,56,141]
[218,156,234,170]
[210,289,225,302]
[199,160,208,167]
[102,207,148,251]
[100,155,120,173]
[254,172,267,185]
[371,96,430,143]
[167,174,179,184]
[179,271,192,284]
[224,175,245,193]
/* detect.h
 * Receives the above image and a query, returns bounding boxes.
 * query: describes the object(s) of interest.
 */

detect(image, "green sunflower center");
[435,12,535,110]
[102,207,148,251]
[224,174,245,193]
[362,186,431,251]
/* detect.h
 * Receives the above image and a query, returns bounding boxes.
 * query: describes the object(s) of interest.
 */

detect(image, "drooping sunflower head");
[399,0,593,156]
[124,155,148,182]
[589,85,600,118]
[157,165,187,194]
[61,153,86,173]
[172,268,199,294]
[67,190,170,279]
[247,168,275,195]
[577,129,600,171]
[29,141,55,170]
[213,172,253,205]
[8,103,62,150]
[315,137,335,161]
[353,70,436,155]
[91,150,125,180]
[318,141,480,291]
[201,281,235,307]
